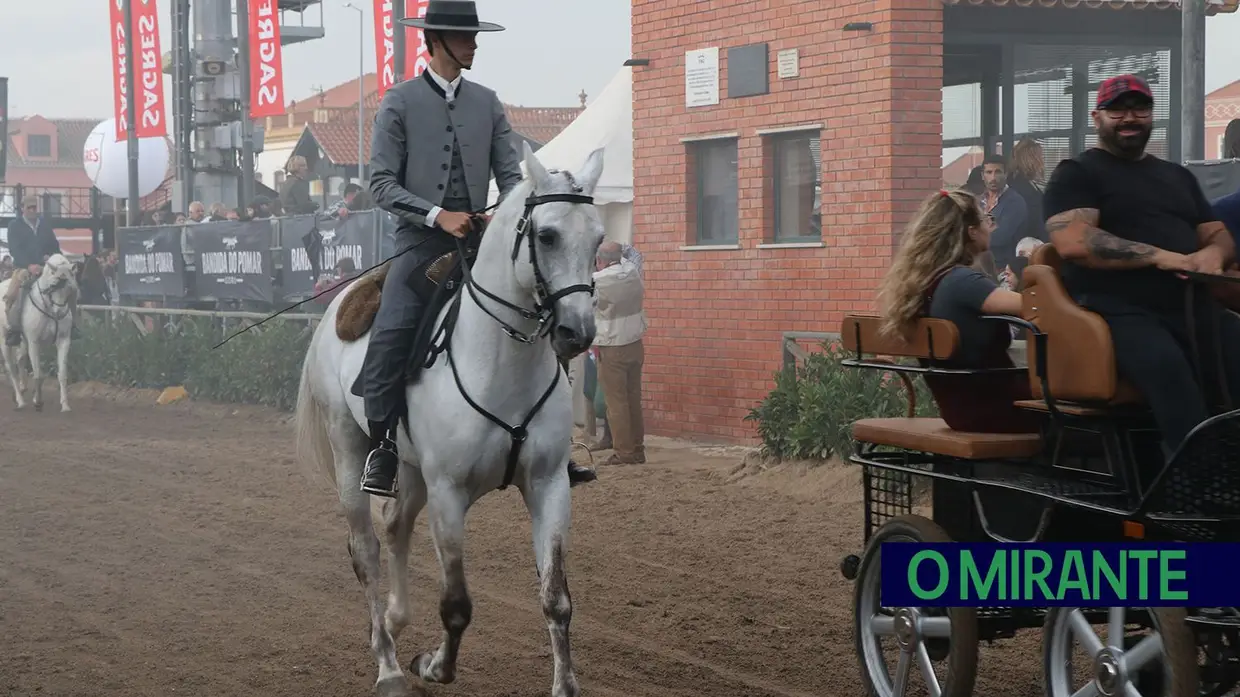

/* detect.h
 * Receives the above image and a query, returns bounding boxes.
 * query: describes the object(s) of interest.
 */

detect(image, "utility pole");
[192,0,240,208]
[122,0,140,227]
[345,2,365,182]
[1181,0,1207,161]
[170,0,194,213]
[236,0,257,206]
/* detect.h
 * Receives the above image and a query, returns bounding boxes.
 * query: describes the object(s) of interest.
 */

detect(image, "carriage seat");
[1017,245,1143,415]
[840,315,1044,459]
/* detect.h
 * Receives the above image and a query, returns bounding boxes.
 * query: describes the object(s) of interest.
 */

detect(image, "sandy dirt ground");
[0,383,1046,697]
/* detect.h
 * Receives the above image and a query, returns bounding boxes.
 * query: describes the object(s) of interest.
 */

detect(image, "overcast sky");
[1,0,1239,121]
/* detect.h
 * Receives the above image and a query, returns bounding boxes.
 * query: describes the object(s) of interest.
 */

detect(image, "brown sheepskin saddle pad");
[334,249,472,342]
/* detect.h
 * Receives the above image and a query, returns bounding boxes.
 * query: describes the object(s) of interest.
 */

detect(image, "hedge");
[744,341,938,461]
[66,310,311,411]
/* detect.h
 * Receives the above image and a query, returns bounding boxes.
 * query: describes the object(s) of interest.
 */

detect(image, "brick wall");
[631,0,944,443]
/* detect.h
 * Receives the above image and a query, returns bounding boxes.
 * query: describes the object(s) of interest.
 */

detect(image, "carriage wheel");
[853,514,979,697]
[1042,606,1199,697]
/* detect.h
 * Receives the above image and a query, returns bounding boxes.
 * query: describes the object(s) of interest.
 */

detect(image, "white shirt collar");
[426,66,462,102]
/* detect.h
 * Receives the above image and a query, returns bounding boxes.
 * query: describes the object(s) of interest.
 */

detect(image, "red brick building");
[630,0,943,443]
[3,115,103,254]
[631,0,1239,444]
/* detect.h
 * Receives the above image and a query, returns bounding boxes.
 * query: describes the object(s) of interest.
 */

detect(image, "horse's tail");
[293,339,336,489]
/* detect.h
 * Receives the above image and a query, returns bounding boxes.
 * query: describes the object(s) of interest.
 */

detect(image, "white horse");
[0,254,77,413]
[294,142,605,697]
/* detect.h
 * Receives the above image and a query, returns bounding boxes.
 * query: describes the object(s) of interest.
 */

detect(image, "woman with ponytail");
[877,188,1039,433]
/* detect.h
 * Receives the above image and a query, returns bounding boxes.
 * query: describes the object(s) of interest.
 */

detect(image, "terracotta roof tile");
[5,117,101,168]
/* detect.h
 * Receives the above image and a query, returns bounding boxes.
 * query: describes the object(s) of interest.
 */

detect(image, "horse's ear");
[522,141,552,192]
[576,147,605,196]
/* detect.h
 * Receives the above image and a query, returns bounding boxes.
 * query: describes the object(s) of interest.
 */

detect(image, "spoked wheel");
[853,514,979,697]
[1043,606,1199,697]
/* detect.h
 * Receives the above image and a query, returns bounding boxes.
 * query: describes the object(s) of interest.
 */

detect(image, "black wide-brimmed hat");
[399,0,505,32]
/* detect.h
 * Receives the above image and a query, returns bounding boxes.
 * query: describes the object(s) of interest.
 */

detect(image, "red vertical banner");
[403,0,431,80]
[131,0,167,138]
[109,0,130,141]
[373,0,396,97]
[248,0,286,118]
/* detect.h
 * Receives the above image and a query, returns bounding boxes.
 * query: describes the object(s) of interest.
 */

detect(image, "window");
[26,134,51,158]
[41,193,62,216]
[688,138,738,244]
[769,131,821,242]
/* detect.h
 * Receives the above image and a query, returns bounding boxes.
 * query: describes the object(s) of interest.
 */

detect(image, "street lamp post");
[344,2,365,183]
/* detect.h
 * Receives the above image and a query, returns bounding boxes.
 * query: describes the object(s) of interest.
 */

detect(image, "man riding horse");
[353,0,597,497]
[5,195,65,347]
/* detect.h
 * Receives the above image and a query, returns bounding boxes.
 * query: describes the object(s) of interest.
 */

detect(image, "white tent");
[489,66,633,243]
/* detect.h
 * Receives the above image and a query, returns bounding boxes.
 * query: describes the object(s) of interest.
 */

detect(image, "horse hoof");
[411,653,454,685]
[60,405,71,413]
[375,675,413,697]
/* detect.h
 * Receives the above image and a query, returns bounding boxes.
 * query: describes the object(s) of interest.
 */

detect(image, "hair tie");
[939,190,950,198]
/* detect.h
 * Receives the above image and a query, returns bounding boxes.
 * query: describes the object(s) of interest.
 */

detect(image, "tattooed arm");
[1046,208,1187,271]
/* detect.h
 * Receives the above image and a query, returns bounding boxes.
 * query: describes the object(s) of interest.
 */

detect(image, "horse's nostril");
[555,325,578,344]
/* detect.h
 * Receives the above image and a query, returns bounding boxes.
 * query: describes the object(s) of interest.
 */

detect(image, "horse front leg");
[55,332,71,412]
[0,343,25,410]
[26,339,44,412]
[383,462,427,640]
[328,419,409,697]
[411,483,472,686]
[523,464,579,697]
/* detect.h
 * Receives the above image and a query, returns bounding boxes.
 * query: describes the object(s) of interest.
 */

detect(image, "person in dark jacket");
[5,195,62,345]
[1008,138,1046,242]
[279,156,319,215]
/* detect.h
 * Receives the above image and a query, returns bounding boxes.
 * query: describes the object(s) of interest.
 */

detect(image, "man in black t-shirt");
[1042,74,1240,457]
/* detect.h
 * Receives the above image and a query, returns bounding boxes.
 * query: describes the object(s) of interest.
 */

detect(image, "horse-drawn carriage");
[837,246,1240,697]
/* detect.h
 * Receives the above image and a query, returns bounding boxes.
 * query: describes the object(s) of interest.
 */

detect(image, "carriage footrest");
[852,418,1043,460]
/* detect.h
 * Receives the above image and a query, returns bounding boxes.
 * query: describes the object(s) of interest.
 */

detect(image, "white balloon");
[81,119,171,200]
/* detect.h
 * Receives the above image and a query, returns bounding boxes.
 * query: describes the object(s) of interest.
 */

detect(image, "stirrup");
[360,445,399,498]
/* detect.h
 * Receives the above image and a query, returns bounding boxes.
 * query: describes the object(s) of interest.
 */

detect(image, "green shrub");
[745,341,938,461]
[65,311,312,411]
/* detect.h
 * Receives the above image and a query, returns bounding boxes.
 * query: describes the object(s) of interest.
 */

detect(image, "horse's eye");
[537,230,557,246]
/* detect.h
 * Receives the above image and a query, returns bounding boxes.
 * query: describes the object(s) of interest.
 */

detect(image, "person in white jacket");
[592,241,649,464]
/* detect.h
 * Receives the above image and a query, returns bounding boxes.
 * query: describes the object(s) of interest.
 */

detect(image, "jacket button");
[446,125,453,132]
[442,163,448,170]
[449,103,455,110]
[444,145,450,152]
[437,184,444,190]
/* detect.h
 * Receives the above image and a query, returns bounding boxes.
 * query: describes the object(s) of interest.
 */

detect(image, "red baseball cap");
[1096,74,1154,110]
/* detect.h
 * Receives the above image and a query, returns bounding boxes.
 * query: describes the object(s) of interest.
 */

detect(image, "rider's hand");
[436,211,473,239]
[1187,246,1227,276]
[338,207,349,219]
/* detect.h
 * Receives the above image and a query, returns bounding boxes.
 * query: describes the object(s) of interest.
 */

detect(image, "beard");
[1100,122,1152,158]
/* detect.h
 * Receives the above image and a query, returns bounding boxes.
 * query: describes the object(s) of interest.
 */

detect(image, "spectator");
[979,154,1029,279]
[207,202,229,221]
[76,254,111,305]
[187,201,207,223]
[1009,138,1046,242]
[323,182,369,221]
[280,155,319,215]
[312,257,359,306]
[250,196,273,219]
[591,240,648,465]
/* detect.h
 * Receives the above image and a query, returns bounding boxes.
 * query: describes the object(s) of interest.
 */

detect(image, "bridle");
[456,170,596,344]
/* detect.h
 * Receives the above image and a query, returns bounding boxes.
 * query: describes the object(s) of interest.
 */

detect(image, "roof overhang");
[943,0,1238,14]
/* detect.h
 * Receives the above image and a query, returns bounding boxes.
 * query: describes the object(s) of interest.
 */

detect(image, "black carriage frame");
[842,312,1240,654]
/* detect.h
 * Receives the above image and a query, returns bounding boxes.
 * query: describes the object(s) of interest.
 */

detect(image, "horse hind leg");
[524,471,580,697]
[0,344,25,410]
[383,462,427,641]
[328,416,410,696]
[411,484,472,686]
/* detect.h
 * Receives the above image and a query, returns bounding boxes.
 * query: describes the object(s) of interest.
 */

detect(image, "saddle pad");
[335,263,390,341]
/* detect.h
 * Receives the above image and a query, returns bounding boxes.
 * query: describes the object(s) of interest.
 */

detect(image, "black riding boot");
[567,459,597,486]
[360,419,400,498]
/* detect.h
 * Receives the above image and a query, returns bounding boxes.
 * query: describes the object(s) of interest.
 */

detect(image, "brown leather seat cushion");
[853,417,1043,460]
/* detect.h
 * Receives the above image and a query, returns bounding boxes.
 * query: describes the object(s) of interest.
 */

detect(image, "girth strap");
[444,339,563,490]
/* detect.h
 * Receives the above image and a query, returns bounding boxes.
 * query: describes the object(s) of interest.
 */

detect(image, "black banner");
[117,225,186,297]
[280,212,376,298]
[1187,160,1240,202]
[0,77,7,182]
[190,220,274,302]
